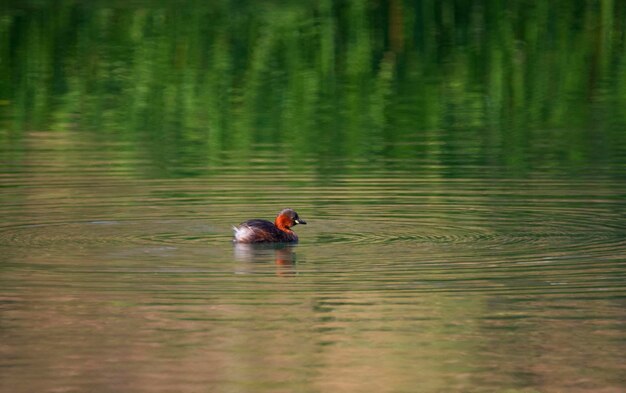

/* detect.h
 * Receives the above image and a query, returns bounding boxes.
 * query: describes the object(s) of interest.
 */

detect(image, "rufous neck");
[275,215,292,232]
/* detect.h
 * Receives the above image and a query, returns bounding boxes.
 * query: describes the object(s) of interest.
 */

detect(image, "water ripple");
[0,204,623,266]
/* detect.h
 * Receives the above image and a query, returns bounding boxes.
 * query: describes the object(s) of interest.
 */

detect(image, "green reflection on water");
[1,0,626,177]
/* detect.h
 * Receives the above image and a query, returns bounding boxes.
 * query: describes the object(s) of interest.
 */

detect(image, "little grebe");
[233,208,307,243]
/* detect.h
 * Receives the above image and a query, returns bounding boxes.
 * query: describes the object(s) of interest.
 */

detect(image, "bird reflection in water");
[233,243,297,276]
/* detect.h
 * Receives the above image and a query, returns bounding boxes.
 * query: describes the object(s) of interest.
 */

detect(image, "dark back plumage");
[233,219,298,243]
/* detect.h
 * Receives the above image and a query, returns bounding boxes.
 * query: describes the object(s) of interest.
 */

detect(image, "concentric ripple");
[1,195,624,267]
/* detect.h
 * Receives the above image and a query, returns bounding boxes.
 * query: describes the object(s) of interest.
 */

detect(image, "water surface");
[1,1,626,392]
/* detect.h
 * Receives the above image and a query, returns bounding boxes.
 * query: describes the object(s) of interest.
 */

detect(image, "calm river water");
[1,1,626,392]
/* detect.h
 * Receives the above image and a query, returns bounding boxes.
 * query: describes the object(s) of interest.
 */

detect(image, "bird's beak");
[295,219,307,225]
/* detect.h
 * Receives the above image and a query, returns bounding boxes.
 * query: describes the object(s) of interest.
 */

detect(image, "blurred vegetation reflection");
[1,0,625,176]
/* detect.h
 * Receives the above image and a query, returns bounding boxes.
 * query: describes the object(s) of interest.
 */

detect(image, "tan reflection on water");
[2,270,625,393]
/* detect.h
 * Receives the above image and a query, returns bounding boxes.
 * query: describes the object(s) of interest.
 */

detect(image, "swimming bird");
[233,208,306,243]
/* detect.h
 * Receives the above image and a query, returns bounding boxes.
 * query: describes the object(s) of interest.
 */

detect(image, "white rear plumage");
[233,224,257,243]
